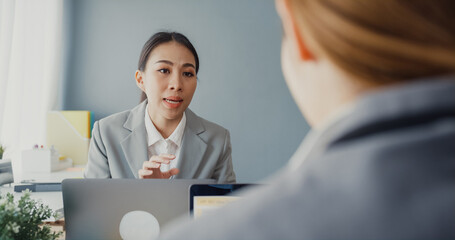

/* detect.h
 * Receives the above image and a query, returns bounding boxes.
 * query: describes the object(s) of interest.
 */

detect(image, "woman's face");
[136,41,197,122]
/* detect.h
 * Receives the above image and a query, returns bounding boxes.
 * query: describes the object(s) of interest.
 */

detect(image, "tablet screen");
[189,184,254,219]
[193,195,241,218]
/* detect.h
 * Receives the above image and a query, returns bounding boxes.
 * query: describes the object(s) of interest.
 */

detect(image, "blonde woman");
[161,0,455,239]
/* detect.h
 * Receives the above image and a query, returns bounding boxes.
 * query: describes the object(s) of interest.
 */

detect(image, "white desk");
[0,168,84,239]
[20,167,84,183]
[0,186,64,214]
[0,167,84,212]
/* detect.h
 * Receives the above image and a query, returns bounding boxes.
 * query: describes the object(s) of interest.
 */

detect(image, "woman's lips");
[163,97,183,108]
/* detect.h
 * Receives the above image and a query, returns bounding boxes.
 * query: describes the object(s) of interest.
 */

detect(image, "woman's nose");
[168,73,182,91]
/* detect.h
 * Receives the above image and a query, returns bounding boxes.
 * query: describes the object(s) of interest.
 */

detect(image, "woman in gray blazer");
[84,32,235,183]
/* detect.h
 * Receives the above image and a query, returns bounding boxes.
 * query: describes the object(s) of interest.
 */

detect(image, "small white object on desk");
[21,146,72,173]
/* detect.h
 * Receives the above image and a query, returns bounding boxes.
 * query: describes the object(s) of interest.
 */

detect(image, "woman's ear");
[135,70,145,92]
[276,0,315,61]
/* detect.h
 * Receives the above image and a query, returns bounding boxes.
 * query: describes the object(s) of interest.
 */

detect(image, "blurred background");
[0,0,309,182]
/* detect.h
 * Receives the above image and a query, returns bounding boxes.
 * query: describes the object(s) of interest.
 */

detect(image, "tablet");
[189,184,256,219]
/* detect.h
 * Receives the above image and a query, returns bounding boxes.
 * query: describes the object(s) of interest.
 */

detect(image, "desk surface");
[0,168,84,240]
[0,167,84,212]
[20,167,84,183]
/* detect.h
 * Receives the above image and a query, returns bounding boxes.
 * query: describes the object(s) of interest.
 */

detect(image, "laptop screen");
[189,184,255,219]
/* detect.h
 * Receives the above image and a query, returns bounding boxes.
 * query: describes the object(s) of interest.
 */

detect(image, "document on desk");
[14,182,62,192]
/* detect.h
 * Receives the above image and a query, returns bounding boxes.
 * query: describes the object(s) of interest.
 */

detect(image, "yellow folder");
[46,111,91,166]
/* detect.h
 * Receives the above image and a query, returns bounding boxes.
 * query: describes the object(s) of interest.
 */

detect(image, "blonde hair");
[289,0,455,83]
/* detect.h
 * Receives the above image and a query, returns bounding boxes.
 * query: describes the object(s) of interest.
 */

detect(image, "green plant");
[0,144,4,159]
[0,190,62,240]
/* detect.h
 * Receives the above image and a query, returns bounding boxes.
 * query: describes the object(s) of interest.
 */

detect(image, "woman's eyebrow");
[155,60,173,65]
[154,60,195,69]
[183,63,196,69]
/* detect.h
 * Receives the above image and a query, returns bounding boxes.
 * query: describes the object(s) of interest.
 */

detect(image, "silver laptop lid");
[62,178,215,240]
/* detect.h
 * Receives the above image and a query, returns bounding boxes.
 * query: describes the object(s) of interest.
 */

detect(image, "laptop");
[62,178,215,240]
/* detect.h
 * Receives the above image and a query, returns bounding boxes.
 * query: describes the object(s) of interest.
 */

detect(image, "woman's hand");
[138,153,180,179]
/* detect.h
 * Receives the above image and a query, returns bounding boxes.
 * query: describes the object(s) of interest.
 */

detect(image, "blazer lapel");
[175,109,207,179]
[120,101,149,178]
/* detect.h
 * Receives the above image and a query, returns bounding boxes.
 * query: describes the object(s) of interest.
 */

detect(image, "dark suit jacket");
[161,77,455,239]
[84,101,236,183]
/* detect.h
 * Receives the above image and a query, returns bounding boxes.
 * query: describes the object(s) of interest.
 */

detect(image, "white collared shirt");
[144,104,186,175]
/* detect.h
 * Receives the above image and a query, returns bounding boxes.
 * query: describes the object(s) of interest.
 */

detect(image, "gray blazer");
[84,101,236,183]
[161,77,455,239]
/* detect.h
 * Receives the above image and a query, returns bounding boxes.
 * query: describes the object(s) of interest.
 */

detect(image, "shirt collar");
[144,103,186,147]
[168,112,186,147]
